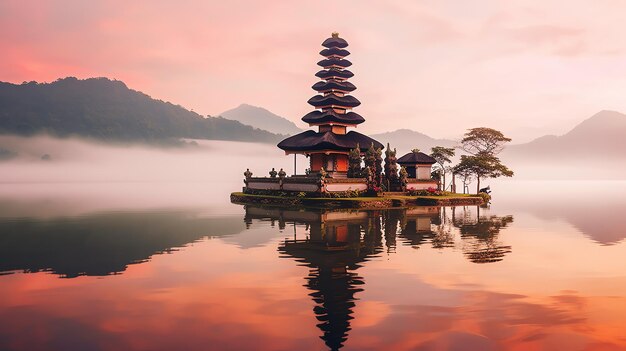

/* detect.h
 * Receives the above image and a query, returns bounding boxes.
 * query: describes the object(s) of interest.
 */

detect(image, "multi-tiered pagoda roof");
[278,33,382,154]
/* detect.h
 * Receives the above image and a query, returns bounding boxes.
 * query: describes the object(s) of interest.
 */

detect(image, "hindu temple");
[238,32,443,196]
[277,32,383,178]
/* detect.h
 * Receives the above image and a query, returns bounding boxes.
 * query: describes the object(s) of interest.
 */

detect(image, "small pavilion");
[278,32,383,178]
[397,151,437,180]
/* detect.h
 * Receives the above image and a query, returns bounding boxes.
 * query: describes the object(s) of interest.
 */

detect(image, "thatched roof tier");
[278,130,383,153]
[320,47,350,58]
[317,58,352,69]
[301,110,365,125]
[308,94,361,109]
[315,69,354,80]
[312,80,356,93]
[397,152,437,165]
[321,35,349,48]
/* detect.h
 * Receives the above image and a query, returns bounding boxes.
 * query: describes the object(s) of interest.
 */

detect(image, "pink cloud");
[3,0,626,141]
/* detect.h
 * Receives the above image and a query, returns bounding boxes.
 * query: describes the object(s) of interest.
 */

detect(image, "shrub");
[478,192,492,203]
[407,188,443,196]
[321,189,364,198]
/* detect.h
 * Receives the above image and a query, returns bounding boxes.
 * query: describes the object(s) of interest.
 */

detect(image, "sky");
[2,0,626,142]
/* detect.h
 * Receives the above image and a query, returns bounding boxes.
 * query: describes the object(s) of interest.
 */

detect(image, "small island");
[231,32,510,209]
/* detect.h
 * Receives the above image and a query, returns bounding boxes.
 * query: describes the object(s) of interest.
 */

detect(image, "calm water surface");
[0,181,625,351]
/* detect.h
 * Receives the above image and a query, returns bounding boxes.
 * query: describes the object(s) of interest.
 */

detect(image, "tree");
[364,143,383,187]
[364,143,377,175]
[453,154,513,194]
[348,144,362,178]
[453,214,514,264]
[430,146,455,191]
[457,127,513,193]
[460,127,512,156]
[455,168,474,194]
[399,166,408,191]
[375,145,384,180]
[431,170,441,182]
[384,143,398,185]
[0,77,283,144]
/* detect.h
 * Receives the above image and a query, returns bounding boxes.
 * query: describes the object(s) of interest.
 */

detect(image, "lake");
[0,140,624,351]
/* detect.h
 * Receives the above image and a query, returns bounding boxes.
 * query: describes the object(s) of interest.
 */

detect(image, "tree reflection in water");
[452,206,514,263]
[245,205,515,350]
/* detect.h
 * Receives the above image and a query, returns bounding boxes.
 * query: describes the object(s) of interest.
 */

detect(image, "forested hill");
[0,77,282,143]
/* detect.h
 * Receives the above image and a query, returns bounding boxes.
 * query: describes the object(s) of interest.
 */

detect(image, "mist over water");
[0,135,310,216]
[0,135,296,182]
[499,155,626,180]
[1,135,624,217]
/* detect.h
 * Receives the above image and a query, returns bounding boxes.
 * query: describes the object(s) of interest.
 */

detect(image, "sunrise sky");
[2,0,626,142]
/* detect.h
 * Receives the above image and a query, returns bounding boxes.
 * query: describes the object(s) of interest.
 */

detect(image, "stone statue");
[278,168,286,179]
[244,168,253,179]
[318,168,327,192]
[244,168,253,186]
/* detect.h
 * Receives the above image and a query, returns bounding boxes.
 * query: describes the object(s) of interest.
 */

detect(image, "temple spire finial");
[332,31,339,38]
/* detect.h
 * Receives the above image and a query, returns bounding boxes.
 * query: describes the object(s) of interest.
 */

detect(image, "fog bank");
[0,135,623,217]
[0,135,308,216]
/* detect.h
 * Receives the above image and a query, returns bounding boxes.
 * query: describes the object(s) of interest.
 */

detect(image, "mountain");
[501,110,626,179]
[371,111,626,160]
[371,129,457,155]
[0,77,283,144]
[506,110,626,159]
[220,103,302,135]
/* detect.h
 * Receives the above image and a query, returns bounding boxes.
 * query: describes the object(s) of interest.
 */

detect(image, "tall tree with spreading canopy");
[455,127,514,193]
[453,154,513,194]
[460,127,512,156]
[430,146,455,191]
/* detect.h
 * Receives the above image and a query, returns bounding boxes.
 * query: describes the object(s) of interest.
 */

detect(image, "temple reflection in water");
[243,205,514,350]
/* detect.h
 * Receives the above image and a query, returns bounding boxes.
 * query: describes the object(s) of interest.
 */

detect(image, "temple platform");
[245,176,367,193]
[230,192,484,210]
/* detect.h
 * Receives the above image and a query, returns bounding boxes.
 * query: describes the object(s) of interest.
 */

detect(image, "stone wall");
[406,179,439,191]
[416,165,432,180]
[245,177,367,193]
[325,179,367,192]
